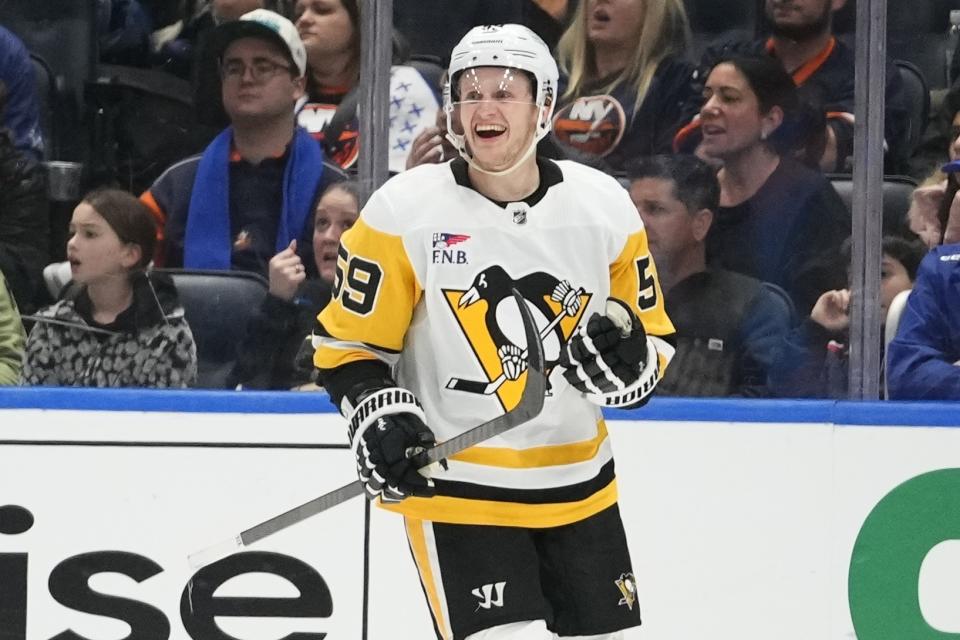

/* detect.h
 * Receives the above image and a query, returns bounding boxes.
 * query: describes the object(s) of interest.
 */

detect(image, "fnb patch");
[432,233,470,264]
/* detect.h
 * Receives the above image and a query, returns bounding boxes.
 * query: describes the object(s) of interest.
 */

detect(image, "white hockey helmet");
[444,24,559,173]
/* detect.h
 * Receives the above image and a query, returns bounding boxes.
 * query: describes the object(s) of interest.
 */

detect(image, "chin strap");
[446,131,540,177]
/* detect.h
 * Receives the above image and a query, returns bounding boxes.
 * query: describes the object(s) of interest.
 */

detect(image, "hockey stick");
[188,288,546,569]
[446,288,583,395]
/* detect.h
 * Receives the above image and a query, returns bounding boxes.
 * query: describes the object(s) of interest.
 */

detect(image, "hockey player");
[314,24,675,640]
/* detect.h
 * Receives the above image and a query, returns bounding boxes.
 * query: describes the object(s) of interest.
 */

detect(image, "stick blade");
[188,535,244,570]
[512,286,547,419]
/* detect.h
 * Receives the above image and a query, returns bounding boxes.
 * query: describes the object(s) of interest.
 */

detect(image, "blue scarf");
[184,126,324,269]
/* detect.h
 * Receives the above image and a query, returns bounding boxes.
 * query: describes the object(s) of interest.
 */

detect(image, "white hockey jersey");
[315,158,674,528]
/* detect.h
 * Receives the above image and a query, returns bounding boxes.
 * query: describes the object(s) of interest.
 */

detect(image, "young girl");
[227,180,361,389]
[21,189,197,387]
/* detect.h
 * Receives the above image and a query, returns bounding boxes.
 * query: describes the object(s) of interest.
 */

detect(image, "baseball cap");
[209,9,308,77]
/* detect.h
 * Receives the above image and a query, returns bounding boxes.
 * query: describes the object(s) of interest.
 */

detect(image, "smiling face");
[294,0,356,65]
[312,186,359,284]
[452,66,539,172]
[586,0,646,49]
[220,37,305,124]
[699,62,781,160]
[67,203,140,286]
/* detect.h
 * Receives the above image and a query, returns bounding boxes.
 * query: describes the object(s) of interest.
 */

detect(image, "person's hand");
[908,182,947,249]
[268,239,306,301]
[810,289,851,333]
[405,126,446,170]
[347,387,438,502]
[818,123,838,172]
[558,298,657,407]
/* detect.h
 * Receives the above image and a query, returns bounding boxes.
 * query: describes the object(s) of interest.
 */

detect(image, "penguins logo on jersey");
[442,265,591,411]
[552,95,626,158]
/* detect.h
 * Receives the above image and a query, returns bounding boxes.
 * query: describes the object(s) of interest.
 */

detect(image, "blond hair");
[556,0,691,117]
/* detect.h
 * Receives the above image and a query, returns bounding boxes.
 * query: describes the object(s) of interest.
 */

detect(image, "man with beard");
[675,0,909,174]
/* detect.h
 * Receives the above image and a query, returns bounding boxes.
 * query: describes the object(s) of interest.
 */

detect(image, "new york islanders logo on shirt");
[552,95,626,157]
[442,266,591,411]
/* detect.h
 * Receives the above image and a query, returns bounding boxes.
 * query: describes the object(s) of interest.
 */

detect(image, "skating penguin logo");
[443,265,591,411]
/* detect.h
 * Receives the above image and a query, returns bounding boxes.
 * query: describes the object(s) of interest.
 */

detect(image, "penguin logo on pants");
[443,265,591,411]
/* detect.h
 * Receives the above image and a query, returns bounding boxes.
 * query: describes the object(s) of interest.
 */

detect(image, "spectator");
[0,26,44,160]
[156,0,271,79]
[392,0,523,66]
[908,92,960,248]
[524,0,574,51]
[293,0,441,173]
[98,0,154,67]
[21,189,197,388]
[227,180,359,389]
[771,234,925,398]
[885,242,960,400]
[404,87,458,170]
[0,124,48,315]
[907,81,960,181]
[552,0,698,174]
[141,9,343,276]
[629,154,792,397]
[0,270,25,385]
[699,54,850,315]
[675,0,909,174]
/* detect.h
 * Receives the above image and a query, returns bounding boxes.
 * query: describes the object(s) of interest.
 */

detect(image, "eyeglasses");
[220,59,295,83]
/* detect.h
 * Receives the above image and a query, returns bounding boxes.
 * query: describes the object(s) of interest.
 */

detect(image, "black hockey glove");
[347,387,438,502]
[558,298,660,407]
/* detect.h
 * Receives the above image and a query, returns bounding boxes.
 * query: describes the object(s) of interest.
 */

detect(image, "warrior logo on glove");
[443,266,592,410]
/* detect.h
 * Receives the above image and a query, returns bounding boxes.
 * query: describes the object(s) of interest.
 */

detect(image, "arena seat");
[0,0,97,161]
[85,63,218,195]
[156,269,269,389]
[883,288,912,400]
[827,174,918,235]
[893,60,932,169]
[685,0,759,58]
[29,53,57,161]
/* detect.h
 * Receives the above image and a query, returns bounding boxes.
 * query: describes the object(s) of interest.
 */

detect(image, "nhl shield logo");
[511,204,528,225]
